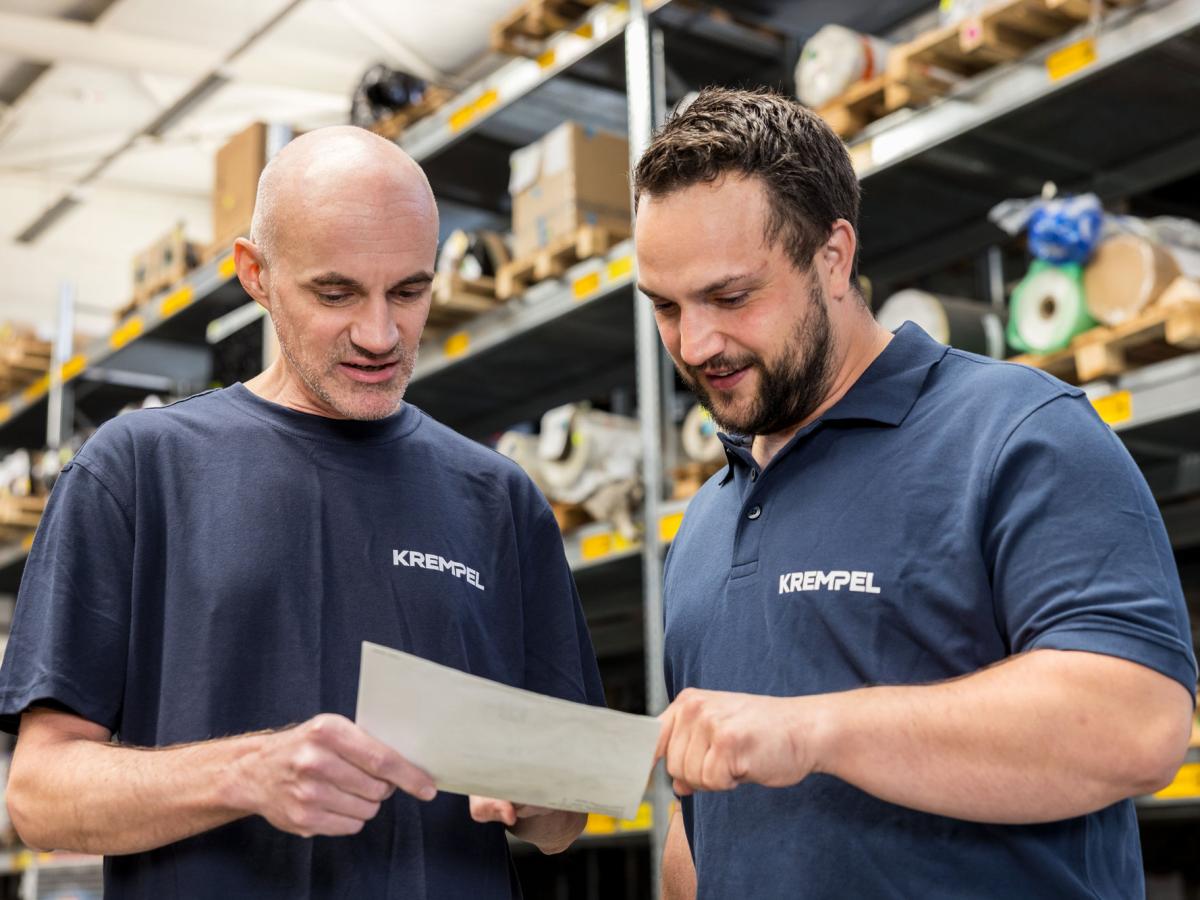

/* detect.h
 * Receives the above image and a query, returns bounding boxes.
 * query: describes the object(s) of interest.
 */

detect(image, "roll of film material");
[1007,261,1094,355]
[876,289,1006,358]
[680,403,725,465]
[795,24,892,109]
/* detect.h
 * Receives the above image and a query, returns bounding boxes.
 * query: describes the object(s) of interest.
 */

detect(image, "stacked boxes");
[508,121,630,261]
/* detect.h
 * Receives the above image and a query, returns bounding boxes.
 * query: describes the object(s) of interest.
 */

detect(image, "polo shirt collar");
[716,322,948,479]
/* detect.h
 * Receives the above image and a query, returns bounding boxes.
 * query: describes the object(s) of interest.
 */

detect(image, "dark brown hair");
[633,86,861,280]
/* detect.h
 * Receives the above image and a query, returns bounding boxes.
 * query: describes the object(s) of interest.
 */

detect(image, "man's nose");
[350,295,400,356]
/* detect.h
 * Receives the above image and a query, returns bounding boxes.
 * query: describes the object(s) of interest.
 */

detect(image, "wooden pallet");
[0,494,47,531]
[371,85,456,141]
[0,333,51,392]
[496,225,628,301]
[491,0,606,57]
[551,499,592,534]
[889,0,1134,98]
[815,73,940,139]
[671,461,724,500]
[1010,297,1200,384]
[426,273,502,329]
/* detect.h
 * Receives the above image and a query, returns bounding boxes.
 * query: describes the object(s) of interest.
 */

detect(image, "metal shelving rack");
[0,0,1196,895]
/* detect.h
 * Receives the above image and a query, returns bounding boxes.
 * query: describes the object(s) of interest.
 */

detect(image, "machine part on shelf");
[0,449,32,497]
[1007,261,1094,355]
[537,402,642,507]
[680,403,725,464]
[581,477,644,543]
[1084,235,1181,326]
[876,289,1006,358]
[436,229,511,281]
[350,64,428,129]
[496,430,551,493]
[796,24,891,109]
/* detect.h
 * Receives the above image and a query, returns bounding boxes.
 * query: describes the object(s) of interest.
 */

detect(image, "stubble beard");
[679,278,835,438]
[271,312,418,421]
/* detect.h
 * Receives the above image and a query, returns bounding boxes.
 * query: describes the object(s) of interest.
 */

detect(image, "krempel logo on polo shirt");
[778,569,881,595]
[393,549,486,591]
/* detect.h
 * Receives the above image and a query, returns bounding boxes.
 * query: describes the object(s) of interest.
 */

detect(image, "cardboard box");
[131,222,198,304]
[509,122,630,260]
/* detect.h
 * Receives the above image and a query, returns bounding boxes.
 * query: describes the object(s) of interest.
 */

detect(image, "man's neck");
[751,316,893,469]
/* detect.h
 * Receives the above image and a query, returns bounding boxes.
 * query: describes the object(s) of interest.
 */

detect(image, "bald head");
[249,125,437,265]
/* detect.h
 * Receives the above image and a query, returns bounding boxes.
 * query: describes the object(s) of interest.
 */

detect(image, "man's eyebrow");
[307,272,364,290]
[637,272,759,303]
[304,271,435,291]
[391,271,434,290]
[695,272,757,295]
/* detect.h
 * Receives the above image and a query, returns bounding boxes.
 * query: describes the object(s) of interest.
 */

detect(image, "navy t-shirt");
[664,323,1197,899]
[0,384,606,899]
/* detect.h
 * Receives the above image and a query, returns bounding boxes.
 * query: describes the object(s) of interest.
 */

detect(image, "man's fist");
[242,713,437,837]
[656,689,820,795]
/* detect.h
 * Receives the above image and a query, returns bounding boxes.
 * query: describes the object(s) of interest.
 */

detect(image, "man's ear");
[821,219,858,302]
[234,238,271,311]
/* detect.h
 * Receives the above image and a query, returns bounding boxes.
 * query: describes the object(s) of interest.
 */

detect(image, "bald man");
[0,127,603,898]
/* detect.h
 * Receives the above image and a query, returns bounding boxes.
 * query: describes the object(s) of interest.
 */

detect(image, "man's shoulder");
[406,407,543,488]
[927,348,1086,426]
[74,389,233,467]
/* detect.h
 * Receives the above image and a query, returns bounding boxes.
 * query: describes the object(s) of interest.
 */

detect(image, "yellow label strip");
[1047,37,1097,82]
[607,255,633,281]
[659,511,684,543]
[1091,390,1132,426]
[21,375,49,403]
[110,316,145,350]
[537,50,556,69]
[573,272,602,301]
[159,285,195,318]
[218,255,237,279]
[443,331,470,358]
[449,89,500,133]
[60,353,87,382]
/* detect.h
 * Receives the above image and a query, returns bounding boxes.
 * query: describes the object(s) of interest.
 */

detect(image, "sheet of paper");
[355,641,662,820]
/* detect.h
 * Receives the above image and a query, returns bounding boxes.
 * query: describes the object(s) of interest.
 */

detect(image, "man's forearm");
[509,810,587,854]
[9,732,261,855]
[811,650,1193,823]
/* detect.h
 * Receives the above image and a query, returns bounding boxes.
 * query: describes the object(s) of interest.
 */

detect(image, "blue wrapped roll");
[1027,194,1103,265]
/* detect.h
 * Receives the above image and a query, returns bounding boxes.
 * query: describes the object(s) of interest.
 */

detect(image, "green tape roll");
[1007,261,1095,354]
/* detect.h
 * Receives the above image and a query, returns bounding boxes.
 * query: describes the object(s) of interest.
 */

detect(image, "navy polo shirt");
[663,323,1196,899]
[0,384,605,899]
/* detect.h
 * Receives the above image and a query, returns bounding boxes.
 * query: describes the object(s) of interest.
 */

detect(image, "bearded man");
[634,88,1196,900]
[0,126,602,899]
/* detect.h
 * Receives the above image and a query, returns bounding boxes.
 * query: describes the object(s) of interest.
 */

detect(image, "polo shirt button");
[747,505,762,520]
[750,469,758,482]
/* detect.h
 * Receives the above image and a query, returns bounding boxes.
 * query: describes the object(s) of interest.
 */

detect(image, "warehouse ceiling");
[0,0,520,331]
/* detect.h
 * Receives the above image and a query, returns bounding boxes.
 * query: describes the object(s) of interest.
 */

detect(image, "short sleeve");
[0,460,134,734]
[514,485,606,709]
[983,394,1197,697]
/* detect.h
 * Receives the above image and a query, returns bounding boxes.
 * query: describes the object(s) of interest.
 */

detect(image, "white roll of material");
[537,403,642,505]
[496,431,549,492]
[796,24,891,109]
[876,289,1006,358]
[681,404,725,464]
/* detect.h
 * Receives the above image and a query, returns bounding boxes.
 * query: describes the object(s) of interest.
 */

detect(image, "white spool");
[876,289,1006,358]
[796,24,891,109]
[680,404,725,464]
